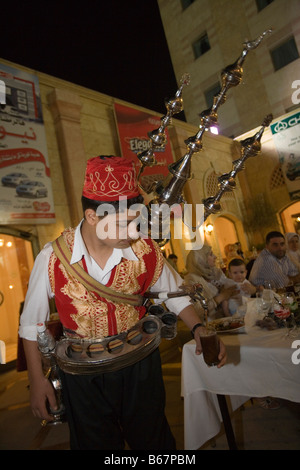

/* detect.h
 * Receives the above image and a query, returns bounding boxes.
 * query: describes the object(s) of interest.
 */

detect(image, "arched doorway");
[280,201,300,234]
[0,228,38,364]
[213,216,238,259]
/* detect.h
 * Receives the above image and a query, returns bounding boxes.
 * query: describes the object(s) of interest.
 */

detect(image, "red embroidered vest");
[48,228,164,339]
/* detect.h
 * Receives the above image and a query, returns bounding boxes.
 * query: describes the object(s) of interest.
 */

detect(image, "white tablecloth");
[181,327,300,450]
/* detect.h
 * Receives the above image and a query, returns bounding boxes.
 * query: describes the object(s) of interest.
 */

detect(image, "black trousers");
[60,348,176,450]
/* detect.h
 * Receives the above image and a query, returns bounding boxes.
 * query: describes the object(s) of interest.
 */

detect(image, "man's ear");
[85,209,98,225]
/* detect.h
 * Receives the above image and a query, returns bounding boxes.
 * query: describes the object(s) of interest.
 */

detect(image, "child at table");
[222,258,257,316]
[222,259,280,410]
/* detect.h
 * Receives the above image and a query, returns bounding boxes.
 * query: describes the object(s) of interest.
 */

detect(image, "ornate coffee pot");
[136,30,273,242]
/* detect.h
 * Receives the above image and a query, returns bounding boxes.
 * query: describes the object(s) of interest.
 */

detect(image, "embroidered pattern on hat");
[85,162,139,200]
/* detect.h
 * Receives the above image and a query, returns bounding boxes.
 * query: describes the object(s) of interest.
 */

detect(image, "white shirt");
[249,248,299,288]
[19,221,191,340]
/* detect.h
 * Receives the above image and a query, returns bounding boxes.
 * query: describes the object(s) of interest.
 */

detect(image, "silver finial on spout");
[149,30,273,210]
[203,114,273,219]
[136,73,190,189]
[138,30,273,243]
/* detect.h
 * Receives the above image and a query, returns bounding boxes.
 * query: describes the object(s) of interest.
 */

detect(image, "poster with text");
[270,110,300,200]
[114,102,175,191]
[0,63,55,224]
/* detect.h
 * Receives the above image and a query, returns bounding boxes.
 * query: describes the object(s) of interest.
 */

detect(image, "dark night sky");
[1,0,184,119]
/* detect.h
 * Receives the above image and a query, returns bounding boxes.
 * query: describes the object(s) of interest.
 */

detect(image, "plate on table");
[208,317,245,334]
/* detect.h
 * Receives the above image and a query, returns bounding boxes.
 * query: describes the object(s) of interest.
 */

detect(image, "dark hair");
[265,231,284,244]
[81,194,144,217]
[228,258,246,270]
[168,254,178,260]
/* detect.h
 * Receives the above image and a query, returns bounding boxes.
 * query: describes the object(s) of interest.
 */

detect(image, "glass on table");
[273,292,298,338]
[199,326,220,367]
[256,289,273,316]
[283,292,299,337]
[273,304,290,337]
[264,280,276,291]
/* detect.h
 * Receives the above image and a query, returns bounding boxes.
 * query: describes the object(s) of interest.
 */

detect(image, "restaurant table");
[181,327,300,450]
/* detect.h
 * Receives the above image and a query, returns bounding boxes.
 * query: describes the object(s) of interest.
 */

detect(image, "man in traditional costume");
[19,155,226,450]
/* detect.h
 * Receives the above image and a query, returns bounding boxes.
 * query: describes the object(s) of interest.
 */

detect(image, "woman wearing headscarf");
[285,232,300,271]
[184,244,238,320]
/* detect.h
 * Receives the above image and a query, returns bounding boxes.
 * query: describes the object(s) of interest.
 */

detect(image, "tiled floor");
[1,321,300,451]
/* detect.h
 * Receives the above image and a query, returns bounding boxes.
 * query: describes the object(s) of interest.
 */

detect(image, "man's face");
[95,209,140,249]
[266,237,286,259]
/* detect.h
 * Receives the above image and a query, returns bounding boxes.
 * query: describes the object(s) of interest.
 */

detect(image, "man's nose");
[128,221,139,240]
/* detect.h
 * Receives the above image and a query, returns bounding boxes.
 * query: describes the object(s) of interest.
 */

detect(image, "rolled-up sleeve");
[19,244,54,341]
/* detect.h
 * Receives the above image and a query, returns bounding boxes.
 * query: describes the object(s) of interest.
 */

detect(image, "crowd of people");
[182,230,300,412]
[183,230,300,322]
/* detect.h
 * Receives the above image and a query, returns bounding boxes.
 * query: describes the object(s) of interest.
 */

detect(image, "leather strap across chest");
[52,235,144,307]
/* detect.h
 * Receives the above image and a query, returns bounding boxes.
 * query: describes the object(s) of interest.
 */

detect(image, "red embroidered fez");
[82,155,140,201]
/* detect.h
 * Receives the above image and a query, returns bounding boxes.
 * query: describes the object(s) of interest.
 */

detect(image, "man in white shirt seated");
[249,230,300,289]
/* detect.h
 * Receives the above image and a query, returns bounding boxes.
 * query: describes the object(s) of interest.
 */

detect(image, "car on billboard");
[16,181,48,198]
[1,172,29,187]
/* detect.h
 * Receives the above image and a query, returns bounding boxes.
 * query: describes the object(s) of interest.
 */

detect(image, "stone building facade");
[158,0,300,137]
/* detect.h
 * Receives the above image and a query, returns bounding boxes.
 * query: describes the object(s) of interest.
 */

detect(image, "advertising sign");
[0,63,55,223]
[270,110,300,200]
[114,102,175,189]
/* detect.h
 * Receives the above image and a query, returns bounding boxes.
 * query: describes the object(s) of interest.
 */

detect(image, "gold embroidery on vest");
[59,263,110,338]
[110,259,146,294]
[131,238,152,258]
[115,303,140,333]
[56,261,140,338]
[48,229,162,339]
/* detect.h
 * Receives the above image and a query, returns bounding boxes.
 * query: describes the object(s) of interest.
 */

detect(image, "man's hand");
[23,338,58,423]
[178,305,227,367]
[30,375,58,422]
[193,325,227,368]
